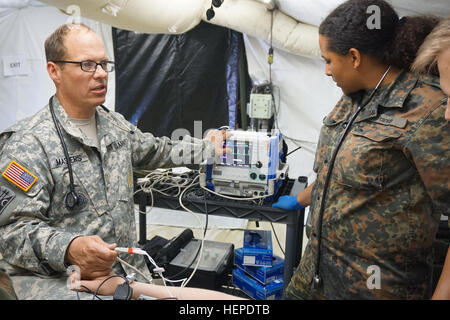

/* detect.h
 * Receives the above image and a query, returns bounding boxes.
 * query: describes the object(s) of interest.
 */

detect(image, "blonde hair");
[412,17,450,75]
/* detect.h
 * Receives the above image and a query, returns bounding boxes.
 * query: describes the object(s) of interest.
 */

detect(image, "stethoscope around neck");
[48,96,134,210]
[312,65,392,289]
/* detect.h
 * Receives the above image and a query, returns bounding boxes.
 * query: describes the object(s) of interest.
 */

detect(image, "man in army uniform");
[0,23,224,299]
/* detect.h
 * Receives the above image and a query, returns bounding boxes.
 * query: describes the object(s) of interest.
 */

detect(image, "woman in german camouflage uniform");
[277,0,449,299]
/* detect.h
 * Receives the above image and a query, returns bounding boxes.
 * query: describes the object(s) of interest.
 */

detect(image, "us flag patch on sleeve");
[2,160,38,192]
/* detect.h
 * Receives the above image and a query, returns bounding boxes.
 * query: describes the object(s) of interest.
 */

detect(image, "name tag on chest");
[372,115,407,128]
[52,154,88,169]
[108,139,128,152]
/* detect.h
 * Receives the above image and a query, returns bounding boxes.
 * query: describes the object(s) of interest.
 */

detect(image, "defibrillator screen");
[221,140,250,167]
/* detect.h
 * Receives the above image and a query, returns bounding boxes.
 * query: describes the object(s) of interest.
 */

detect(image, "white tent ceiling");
[10,0,448,57]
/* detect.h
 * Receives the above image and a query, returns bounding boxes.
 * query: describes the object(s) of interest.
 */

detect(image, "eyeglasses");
[51,60,115,73]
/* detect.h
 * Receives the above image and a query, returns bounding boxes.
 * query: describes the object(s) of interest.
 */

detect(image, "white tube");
[39,0,205,34]
[39,0,320,58]
[205,0,320,58]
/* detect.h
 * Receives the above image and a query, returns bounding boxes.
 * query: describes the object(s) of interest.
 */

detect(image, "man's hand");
[64,235,118,280]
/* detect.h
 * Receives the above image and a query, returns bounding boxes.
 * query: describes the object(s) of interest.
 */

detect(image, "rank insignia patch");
[2,160,38,192]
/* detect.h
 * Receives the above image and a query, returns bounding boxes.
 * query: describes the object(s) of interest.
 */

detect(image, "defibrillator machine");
[201,129,288,199]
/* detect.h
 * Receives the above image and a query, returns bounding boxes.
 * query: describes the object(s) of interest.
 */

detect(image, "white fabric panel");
[386,0,450,17]
[276,0,450,25]
[0,4,115,132]
[206,0,321,58]
[0,0,44,9]
[243,34,342,170]
[276,0,346,26]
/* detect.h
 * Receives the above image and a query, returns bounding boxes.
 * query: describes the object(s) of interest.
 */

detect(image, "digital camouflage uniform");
[0,96,215,300]
[285,71,450,300]
[0,269,16,300]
